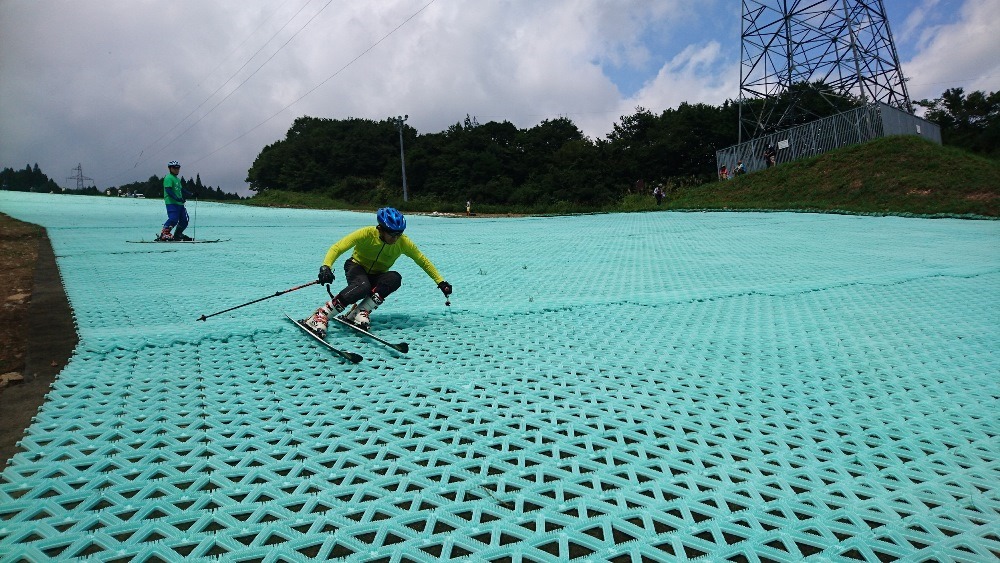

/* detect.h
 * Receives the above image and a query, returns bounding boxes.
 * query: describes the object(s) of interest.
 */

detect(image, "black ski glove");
[438,281,453,296]
[318,265,334,285]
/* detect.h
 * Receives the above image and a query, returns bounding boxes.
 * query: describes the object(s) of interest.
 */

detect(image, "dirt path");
[0,213,77,470]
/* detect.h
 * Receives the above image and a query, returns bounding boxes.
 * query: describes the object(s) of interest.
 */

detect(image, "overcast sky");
[1,0,997,195]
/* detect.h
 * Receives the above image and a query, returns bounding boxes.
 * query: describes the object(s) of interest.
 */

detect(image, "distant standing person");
[466,200,472,216]
[158,160,193,241]
[653,186,665,206]
[762,145,776,168]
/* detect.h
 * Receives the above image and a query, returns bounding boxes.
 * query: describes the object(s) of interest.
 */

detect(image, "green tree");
[246,116,398,195]
[0,163,60,192]
[916,88,1000,158]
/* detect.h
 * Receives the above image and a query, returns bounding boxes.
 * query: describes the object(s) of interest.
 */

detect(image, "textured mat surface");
[1,192,998,562]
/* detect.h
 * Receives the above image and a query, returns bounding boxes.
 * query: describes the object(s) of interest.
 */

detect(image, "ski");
[331,315,409,354]
[285,313,363,363]
[127,238,230,244]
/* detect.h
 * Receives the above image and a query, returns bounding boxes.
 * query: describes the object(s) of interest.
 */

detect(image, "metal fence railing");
[716,103,941,176]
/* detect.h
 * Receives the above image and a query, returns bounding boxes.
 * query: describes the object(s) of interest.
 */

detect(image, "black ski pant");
[334,259,402,305]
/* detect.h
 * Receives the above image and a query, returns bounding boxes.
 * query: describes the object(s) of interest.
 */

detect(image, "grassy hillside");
[240,190,354,210]
[637,135,998,217]
[241,135,999,218]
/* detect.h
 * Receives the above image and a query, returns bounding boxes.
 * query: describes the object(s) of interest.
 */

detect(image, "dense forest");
[915,87,1000,159]
[246,103,741,207]
[245,84,998,207]
[0,164,61,194]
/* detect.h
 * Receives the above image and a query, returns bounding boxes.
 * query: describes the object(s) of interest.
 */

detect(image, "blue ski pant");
[163,204,189,235]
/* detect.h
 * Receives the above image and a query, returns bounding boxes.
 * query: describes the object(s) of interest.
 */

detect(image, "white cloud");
[896,0,941,44]
[624,41,738,117]
[901,0,1000,101]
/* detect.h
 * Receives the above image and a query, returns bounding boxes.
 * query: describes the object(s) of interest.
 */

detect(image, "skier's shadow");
[378,312,449,331]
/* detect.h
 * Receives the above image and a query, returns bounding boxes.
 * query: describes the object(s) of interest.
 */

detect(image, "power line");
[152,0,295,126]
[104,1,301,183]
[104,0,324,186]
[134,0,330,169]
[192,0,437,166]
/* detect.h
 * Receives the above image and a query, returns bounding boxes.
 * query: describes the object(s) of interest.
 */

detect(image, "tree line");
[246,85,998,208]
[110,175,243,201]
[4,85,994,206]
[0,164,61,194]
[0,165,243,201]
[915,88,1000,159]
[246,106,740,207]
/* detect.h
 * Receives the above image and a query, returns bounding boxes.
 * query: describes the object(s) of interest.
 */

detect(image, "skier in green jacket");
[301,207,452,336]
[157,160,193,241]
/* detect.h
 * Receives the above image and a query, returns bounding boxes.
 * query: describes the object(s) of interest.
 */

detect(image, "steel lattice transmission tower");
[739,0,912,142]
[66,163,95,191]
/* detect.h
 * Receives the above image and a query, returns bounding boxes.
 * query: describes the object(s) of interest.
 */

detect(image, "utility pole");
[391,115,409,202]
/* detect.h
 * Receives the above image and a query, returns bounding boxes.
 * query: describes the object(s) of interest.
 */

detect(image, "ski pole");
[197,280,319,321]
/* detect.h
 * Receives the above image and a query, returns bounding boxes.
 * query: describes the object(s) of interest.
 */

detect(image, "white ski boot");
[350,292,383,331]
[301,309,328,338]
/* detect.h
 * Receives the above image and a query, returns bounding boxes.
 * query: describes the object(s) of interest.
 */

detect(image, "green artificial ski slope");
[0,192,997,561]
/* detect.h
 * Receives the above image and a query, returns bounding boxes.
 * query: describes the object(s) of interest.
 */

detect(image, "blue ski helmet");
[376,207,406,232]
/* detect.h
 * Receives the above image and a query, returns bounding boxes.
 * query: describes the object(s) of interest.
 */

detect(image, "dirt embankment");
[0,213,77,470]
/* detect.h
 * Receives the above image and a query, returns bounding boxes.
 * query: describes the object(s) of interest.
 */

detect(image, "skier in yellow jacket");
[301,207,452,336]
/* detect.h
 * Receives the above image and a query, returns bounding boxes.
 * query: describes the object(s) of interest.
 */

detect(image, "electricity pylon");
[739,0,912,142]
[67,163,95,190]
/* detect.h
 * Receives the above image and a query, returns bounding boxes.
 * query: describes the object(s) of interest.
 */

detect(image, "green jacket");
[163,173,185,206]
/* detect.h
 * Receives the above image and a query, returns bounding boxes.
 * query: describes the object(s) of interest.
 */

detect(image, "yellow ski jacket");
[323,226,443,284]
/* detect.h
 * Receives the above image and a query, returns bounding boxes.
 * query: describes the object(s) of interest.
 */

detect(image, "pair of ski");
[285,313,408,363]
[126,238,230,244]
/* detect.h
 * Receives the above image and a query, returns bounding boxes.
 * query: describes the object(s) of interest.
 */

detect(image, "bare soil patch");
[0,213,77,470]
[0,214,39,379]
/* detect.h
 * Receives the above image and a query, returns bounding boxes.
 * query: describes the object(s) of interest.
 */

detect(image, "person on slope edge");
[157,160,194,241]
[301,207,453,336]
